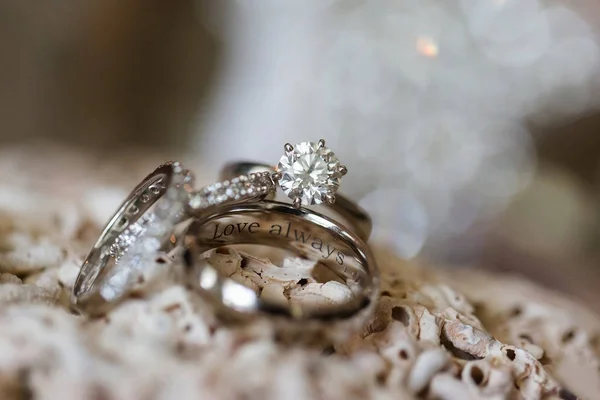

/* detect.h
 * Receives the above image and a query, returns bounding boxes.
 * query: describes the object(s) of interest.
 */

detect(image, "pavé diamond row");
[188,171,275,212]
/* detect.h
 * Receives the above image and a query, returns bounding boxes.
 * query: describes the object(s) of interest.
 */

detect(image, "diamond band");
[98,163,192,301]
[72,162,195,313]
[188,171,275,213]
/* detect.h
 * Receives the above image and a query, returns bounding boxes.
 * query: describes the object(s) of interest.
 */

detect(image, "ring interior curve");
[183,201,379,321]
[72,162,191,314]
[219,161,373,241]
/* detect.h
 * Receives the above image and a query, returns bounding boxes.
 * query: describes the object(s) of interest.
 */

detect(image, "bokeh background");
[1,0,599,308]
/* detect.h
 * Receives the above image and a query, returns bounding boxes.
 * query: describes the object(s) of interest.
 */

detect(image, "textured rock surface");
[0,147,598,399]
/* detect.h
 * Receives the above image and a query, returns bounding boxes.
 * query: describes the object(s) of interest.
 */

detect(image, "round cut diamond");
[277,141,341,205]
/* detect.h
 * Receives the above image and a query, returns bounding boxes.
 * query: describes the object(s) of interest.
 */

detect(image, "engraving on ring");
[210,221,345,265]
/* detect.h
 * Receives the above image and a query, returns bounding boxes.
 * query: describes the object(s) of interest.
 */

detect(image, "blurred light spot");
[200,268,218,289]
[416,36,439,57]
[401,112,483,189]
[223,281,257,311]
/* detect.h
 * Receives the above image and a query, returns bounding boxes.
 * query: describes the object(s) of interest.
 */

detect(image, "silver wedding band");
[183,201,378,319]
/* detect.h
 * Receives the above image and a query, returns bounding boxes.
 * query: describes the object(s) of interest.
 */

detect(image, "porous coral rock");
[0,273,21,285]
[0,233,66,275]
[0,148,595,399]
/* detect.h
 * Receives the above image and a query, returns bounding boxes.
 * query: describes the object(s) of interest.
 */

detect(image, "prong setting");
[284,143,294,153]
[293,197,302,209]
[271,171,282,181]
[318,139,326,148]
[338,165,348,176]
[325,193,336,205]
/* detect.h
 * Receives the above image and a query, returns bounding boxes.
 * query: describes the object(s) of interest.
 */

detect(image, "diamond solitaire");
[273,139,347,208]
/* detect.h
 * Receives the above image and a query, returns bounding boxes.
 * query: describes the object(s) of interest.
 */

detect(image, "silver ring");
[220,139,372,241]
[182,201,379,340]
[72,162,277,315]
